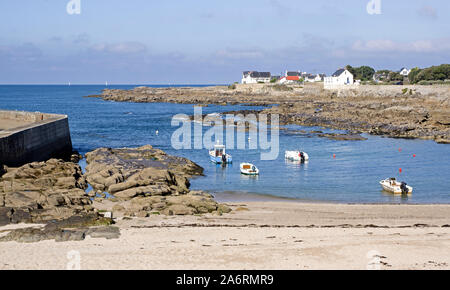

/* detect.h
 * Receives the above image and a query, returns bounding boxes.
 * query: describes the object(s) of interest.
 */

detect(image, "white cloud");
[215,49,264,59]
[73,33,90,45]
[91,42,147,54]
[418,5,438,20]
[351,38,450,53]
[0,43,42,60]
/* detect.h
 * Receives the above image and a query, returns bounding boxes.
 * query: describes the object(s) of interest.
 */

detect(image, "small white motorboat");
[380,178,413,194]
[209,142,232,164]
[240,163,259,175]
[285,151,309,162]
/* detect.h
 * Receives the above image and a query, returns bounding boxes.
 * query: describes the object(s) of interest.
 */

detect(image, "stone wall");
[0,110,73,167]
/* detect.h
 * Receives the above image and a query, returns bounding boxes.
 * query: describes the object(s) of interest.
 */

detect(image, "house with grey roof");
[241,71,272,84]
[286,71,301,77]
[324,68,355,89]
[398,67,411,76]
[303,73,326,82]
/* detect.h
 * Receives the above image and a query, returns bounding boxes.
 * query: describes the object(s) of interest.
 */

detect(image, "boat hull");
[240,163,259,175]
[285,151,309,162]
[240,169,259,175]
[380,180,413,194]
[210,154,232,164]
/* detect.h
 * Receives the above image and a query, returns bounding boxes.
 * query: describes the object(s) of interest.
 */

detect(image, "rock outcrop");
[0,214,119,243]
[85,84,450,143]
[84,145,231,216]
[0,159,93,226]
[0,164,6,178]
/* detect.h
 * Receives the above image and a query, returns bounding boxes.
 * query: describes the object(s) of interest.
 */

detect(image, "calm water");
[1,85,449,204]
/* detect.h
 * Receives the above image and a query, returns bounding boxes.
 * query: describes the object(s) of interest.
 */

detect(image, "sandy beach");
[1,201,449,270]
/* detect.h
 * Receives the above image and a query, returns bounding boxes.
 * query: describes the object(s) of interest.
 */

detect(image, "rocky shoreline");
[0,145,230,243]
[85,83,450,143]
[85,145,230,217]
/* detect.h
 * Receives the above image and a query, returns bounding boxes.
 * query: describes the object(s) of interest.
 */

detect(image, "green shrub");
[228,84,236,90]
[272,84,293,91]
[409,64,450,84]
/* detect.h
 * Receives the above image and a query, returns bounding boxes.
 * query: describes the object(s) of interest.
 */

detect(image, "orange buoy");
[333,154,336,159]
[398,148,402,152]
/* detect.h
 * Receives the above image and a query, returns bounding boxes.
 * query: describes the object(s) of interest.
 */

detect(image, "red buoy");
[413,154,416,158]
[333,154,336,159]
[398,148,402,152]
[399,168,402,173]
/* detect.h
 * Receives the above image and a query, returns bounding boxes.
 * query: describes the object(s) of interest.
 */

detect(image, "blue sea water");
[0,85,449,204]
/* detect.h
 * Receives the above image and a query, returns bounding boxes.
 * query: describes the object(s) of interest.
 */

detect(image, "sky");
[0,0,449,84]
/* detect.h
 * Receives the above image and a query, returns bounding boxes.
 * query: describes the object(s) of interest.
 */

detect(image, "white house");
[398,67,411,76]
[304,73,326,82]
[241,71,271,84]
[324,69,354,88]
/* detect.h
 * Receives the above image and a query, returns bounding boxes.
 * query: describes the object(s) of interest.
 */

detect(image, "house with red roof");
[279,71,301,84]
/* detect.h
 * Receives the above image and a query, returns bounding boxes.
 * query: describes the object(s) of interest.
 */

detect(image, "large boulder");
[0,165,6,178]
[84,146,202,200]
[84,146,230,217]
[0,159,92,225]
[0,214,119,243]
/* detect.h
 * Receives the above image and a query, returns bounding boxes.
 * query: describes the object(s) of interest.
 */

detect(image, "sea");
[1,85,449,204]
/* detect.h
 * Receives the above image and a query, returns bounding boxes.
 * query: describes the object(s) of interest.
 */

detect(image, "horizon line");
[0,83,230,86]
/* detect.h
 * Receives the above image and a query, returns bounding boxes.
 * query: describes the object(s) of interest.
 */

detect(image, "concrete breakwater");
[0,110,73,167]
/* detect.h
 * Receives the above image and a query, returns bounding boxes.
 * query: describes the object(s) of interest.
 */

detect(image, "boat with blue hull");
[209,143,232,164]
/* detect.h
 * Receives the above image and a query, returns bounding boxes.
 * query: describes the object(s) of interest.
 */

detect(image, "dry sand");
[0,201,449,270]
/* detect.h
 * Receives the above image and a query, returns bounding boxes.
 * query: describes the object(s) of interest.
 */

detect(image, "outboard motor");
[300,152,305,163]
[222,154,227,164]
[400,182,409,194]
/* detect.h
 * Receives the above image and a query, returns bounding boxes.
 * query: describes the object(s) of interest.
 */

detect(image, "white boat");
[240,163,259,175]
[209,142,232,164]
[380,178,413,194]
[285,151,309,162]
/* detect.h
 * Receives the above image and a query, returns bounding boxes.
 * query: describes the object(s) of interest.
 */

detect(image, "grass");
[271,84,293,91]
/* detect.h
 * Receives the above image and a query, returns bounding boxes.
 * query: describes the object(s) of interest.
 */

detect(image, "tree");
[345,65,356,76]
[346,65,375,81]
[388,71,403,82]
[408,67,421,84]
[357,66,376,81]
[408,64,450,84]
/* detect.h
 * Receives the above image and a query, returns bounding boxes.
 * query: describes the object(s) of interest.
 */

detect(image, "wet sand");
[0,201,448,270]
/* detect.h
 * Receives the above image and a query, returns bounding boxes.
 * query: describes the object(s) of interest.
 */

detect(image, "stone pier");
[0,110,73,167]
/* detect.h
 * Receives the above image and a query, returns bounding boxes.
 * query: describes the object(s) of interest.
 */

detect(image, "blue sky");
[0,0,449,84]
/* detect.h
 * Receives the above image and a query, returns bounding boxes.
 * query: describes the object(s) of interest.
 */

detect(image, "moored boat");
[380,178,413,194]
[285,151,309,162]
[209,142,232,164]
[240,163,259,175]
